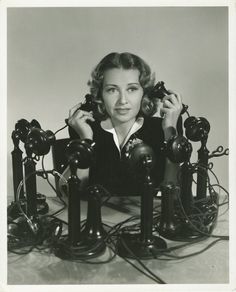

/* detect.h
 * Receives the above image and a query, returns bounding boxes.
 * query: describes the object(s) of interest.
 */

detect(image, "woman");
[65,52,183,196]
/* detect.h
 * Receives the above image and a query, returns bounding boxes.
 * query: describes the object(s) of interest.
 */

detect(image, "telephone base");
[117,233,167,259]
[54,236,106,260]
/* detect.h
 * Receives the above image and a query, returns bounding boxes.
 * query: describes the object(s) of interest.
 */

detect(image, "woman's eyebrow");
[103,84,118,87]
[103,82,140,87]
[127,82,140,86]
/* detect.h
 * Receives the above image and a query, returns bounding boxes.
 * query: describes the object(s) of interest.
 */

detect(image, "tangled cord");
[158,161,229,241]
[7,166,69,253]
[8,216,63,254]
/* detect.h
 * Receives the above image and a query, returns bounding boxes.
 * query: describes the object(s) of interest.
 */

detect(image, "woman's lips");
[115,108,130,115]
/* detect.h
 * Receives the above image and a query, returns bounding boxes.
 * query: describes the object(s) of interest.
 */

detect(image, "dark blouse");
[69,116,183,196]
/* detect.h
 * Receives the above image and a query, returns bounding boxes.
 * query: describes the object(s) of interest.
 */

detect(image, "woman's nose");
[118,90,128,104]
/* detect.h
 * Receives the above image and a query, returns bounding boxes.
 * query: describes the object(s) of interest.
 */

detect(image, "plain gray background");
[7,7,228,195]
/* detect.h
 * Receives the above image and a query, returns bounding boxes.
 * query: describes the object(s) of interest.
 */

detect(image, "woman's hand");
[160,90,183,140]
[68,104,95,140]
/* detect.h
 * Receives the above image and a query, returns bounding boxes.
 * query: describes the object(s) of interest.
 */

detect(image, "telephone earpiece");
[65,94,105,126]
[148,81,170,99]
[78,94,106,121]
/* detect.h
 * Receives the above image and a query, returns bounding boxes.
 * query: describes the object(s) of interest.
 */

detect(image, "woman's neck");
[112,118,136,146]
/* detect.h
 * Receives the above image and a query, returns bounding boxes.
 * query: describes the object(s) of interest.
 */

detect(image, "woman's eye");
[128,87,138,92]
[106,87,117,93]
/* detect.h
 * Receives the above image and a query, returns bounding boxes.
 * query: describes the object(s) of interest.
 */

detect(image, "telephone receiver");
[77,94,103,121]
[148,81,170,99]
[147,81,188,115]
[65,94,103,126]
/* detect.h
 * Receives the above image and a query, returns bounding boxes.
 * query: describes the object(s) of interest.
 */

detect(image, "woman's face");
[102,68,144,126]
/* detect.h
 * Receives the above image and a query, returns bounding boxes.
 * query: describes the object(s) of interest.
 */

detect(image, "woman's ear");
[140,95,157,117]
[97,100,108,121]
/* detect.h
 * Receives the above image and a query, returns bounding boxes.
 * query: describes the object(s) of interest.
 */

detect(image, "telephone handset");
[147,81,188,115]
[141,81,188,117]
[65,94,104,126]
[78,94,105,121]
[148,81,170,99]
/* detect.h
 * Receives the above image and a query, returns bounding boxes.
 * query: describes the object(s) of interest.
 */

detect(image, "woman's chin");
[112,114,137,125]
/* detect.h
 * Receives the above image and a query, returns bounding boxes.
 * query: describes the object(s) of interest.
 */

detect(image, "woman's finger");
[80,115,95,122]
[163,99,174,109]
[166,89,182,104]
[71,109,93,120]
[160,107,170,114]
[69,102,82,117]
[163,95,178,107]
[68,114,95,128]
[159,107,165,118]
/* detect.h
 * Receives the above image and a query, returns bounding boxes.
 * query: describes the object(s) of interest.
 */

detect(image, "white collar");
[101,117,144,154]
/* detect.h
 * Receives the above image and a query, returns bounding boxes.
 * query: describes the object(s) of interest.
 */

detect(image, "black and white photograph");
[0,0,235,291]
